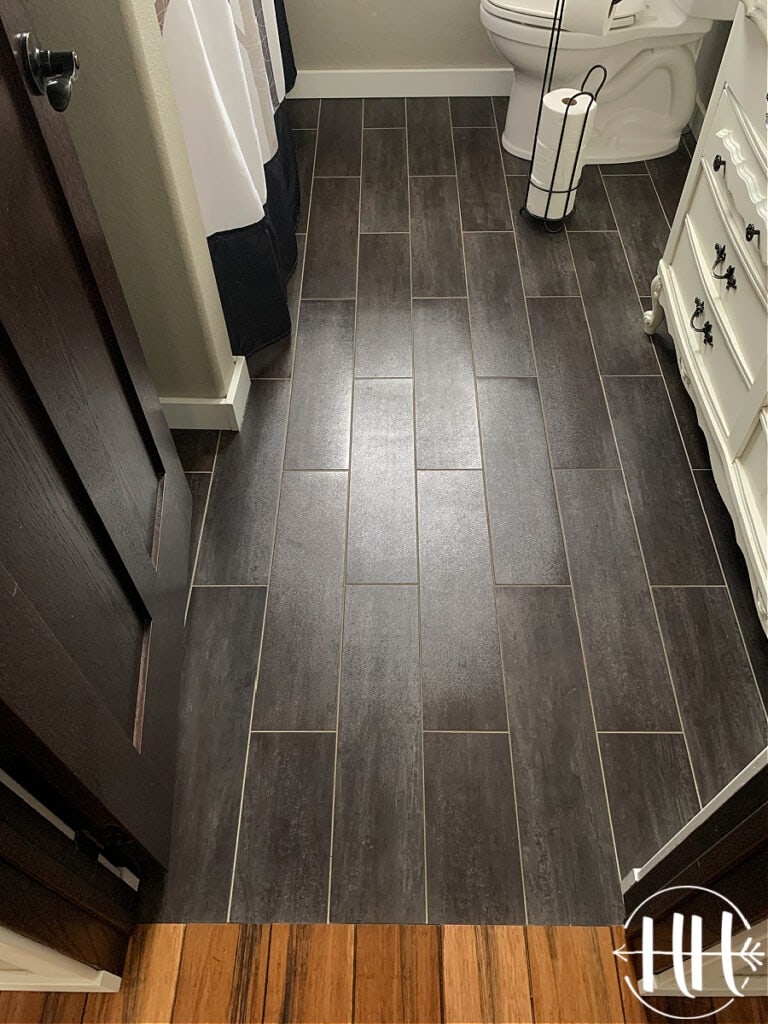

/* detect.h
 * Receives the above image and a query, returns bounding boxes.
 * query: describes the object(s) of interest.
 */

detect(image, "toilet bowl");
[481,0,738,164]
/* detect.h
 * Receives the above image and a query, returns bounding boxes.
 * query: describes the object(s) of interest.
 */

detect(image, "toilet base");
[500,42,698,164]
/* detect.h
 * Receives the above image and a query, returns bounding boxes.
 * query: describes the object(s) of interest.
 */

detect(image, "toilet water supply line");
[522,0,607,231]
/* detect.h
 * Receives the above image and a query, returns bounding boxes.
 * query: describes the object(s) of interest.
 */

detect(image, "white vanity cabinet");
[645,0,768,636]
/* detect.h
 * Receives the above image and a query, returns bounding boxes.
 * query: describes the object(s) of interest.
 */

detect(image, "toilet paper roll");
[535,88,597,151]
[525,182,576,221]
[561,0,616,35]
[531,138,586,192]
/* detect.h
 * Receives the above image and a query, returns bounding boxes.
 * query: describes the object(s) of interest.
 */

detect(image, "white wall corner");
[159,355,250,431]
[290,67,514,99]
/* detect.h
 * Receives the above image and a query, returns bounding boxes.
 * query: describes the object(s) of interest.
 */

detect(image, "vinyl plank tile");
[288,98,320,130]
[172,429,218,472]
[330,587,423,923]
[251,234,306,379]
[497,586,623,924]
[314,98,362,176]
[294,130,316,233]
[252,471,347,729]
[450,96,495,126]
[569,232,658,375]
[647,142,691,225]
[284,299,355,469]
[464,231,534,376]
[654,587,767,804]
[603,376,722,585]
[556,469,679,731]
[355,926,440,1022]
[441,925,532,1023]
[409,176,466,298]
[423,733,525,923]
[566,165,616,230]
[231,734,335,921]
[600,733,699,878]
[413,299,480,469]
[364,97,405,128]
[163,587,266,919]
[418,471,507,730]
[303,177,359,299]
[492,96,530,175]
[264,924,354,1023]
[604,175,669,295]
[527,298,618,468]
[527,926,626,1023]
[185,472,209,580]
[406,97,455,175]
[652,327,711,469]
[355,233,412,378]
[195,381,289,584]
[507,177,580,296]
[695,470,768,701]
[361,128,408,233]
[600,161,648,175]
[478,379,567,584]
[347,380,417,584]
[453,127,511,231]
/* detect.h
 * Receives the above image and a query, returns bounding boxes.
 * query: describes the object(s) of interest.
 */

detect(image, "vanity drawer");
[688,165,768,382]
[706,85,767,270]
[669,219,749,437]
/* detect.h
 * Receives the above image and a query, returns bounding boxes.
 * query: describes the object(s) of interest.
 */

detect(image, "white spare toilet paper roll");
[525,182,576,221]
[561,0,616,35]
[535,88,597,151]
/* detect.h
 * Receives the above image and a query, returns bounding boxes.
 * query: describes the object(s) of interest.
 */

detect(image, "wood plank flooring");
[4,924,767,1023]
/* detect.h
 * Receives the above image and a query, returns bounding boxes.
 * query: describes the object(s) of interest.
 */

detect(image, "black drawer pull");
[691,297,713,346]
[746,223,761,244]
[713,154,726,172]
[712,244,736,289]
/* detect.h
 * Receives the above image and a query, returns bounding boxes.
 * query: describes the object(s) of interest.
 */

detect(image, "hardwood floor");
[3,924,767,1023]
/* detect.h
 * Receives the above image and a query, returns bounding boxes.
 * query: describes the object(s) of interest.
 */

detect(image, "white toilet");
[481,0,738,164]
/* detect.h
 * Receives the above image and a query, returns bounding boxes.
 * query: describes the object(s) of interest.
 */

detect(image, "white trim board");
[289,68,514,98]
[0,927,121,993]
[160,355,250,431]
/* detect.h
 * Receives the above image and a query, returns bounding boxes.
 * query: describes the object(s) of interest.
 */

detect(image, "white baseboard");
[160,355,250,431]
[290,67,513,99]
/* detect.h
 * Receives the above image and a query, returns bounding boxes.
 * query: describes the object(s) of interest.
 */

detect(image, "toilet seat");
[481,0,640,31]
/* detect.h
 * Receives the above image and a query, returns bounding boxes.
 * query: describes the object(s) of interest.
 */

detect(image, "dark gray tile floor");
[165,99,767,925]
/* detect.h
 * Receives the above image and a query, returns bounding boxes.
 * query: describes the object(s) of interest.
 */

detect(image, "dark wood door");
[0,0,190,890]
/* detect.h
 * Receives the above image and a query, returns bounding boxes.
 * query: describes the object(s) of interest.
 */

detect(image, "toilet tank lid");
[483,0,640,28]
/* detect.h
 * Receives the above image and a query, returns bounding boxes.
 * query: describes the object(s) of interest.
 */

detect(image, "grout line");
[423,729,510,735]
[464,103,529,925]
[325,98,364,925]
[565,179,706,812]
[597,730,685,735]
[250,729,336,734]
[406,95,430,927]
[183,469,213,474]
[224,100,319,922]
[183,430,221,623]
[505,131,627,892]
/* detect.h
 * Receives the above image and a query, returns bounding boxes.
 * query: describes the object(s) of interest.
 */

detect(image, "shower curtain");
[157,0,299,358]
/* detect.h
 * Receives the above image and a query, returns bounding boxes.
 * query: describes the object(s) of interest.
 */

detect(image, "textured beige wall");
[26,0,232,399]
[285,0,502,69]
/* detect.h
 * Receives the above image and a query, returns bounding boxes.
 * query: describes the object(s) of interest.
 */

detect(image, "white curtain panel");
[162,0,287,236]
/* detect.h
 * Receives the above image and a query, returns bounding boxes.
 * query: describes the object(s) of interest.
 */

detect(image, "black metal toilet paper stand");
[521,0,607,233]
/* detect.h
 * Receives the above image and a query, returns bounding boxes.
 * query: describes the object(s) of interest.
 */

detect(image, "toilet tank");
[671,0,739,18]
